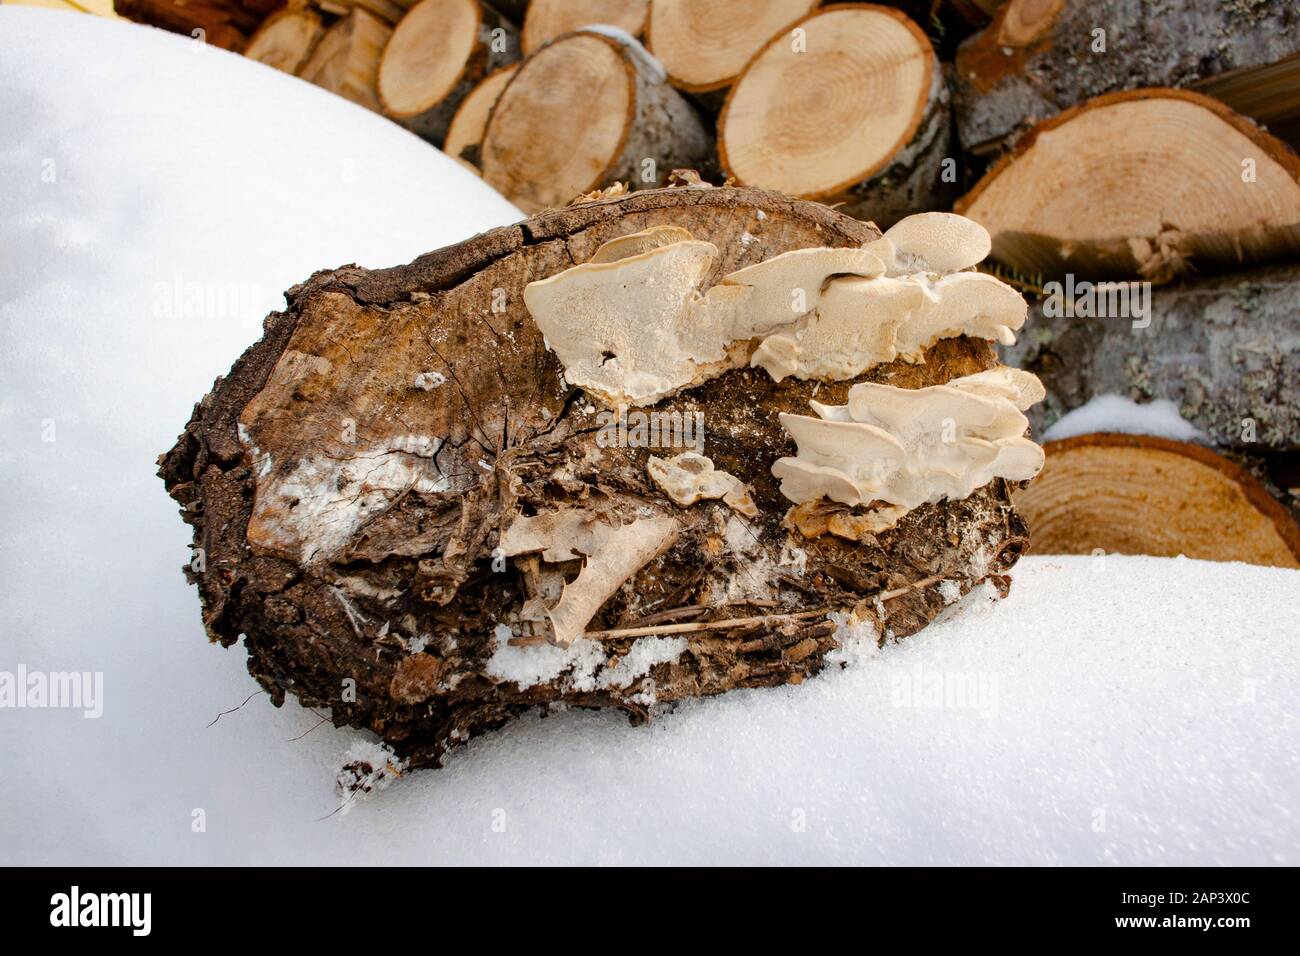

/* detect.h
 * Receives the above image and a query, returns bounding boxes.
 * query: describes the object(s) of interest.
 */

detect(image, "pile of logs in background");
[120,0,1300,568]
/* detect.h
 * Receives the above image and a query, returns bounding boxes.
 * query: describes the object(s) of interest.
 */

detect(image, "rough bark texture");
[159,184,1030,774]
[953,0,1300,153]
[1002,264,1300,453]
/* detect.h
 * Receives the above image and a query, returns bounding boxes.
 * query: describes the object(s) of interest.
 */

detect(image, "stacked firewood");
[125,0,1300,568]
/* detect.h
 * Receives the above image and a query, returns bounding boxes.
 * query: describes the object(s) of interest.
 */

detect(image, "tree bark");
[1002,263,1300,453]
[158,183,1030,774]
[953,0,1300,154]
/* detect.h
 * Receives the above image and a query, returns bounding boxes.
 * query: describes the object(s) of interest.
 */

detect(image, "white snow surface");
[3,10,1299,866]
[1042,393,1203,443]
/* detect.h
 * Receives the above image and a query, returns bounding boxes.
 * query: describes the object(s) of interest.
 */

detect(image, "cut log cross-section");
[521,0,650,54]
[718,3,955,228]
[1014,434,1300,569]
[243,8,325,75]
[378,0,520,146]
[299,8,393,112]
[441,64,519,167]
[480,31,712,212]
[646,0,821,94]
[956,89,1300,283]
[159,185,1035,775]
[953,0,1300,153]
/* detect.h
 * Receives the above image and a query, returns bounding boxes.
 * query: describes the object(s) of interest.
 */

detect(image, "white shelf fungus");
[772,368,1046,532]
[522,213,1022,407]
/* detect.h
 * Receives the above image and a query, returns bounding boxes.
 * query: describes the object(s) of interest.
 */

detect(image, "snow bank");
[1042,393,1203,443]
[3,10,1298,867]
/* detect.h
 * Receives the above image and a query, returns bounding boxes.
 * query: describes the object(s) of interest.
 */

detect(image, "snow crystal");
[598,637,687,689]
[938,579,962,605]
[486,625,607,691]
[1042,393,1203,443]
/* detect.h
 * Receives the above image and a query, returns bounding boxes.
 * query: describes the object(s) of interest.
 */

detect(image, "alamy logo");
[0,665,102,718]
[50,886,151,936]
[1041,273,1151,329]
[596,406,705,453]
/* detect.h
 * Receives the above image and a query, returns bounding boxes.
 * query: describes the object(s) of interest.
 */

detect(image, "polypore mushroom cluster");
[513,211,1047,642]
[773,367,1046,534]
[523,212,1026,408]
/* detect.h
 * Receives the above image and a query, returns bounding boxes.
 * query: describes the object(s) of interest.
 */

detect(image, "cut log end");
[521,0,650,55]
[718,5,939,210]
[481,31,711,212]
[377,0,520,145]
[956,90,1300,282]
[647,0,820,93]
[442,64,518,166]
[1014,433,1300,569]
[299,8,393,112]
[379,0,481,118]
[243,9,325,75]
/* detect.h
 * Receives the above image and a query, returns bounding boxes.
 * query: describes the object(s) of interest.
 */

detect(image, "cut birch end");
[646,0,820,93]
[243,9,324,75]
[719,4,935,200]
[481,31,711,212]
[1014,434,1300,569]
[955,89,1300,282]
[299,9,393,112]
[521,0,650,55]
[442,64,518,165]
[379,0,481,119]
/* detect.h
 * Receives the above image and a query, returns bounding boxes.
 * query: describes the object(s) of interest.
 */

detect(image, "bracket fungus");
[772,367,1046,533]
[523,212,1028,407]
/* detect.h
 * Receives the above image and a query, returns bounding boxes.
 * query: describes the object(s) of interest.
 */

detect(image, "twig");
[584,607,829,640]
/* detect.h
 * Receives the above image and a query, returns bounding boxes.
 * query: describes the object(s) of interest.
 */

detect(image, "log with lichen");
[158,183,1045,776]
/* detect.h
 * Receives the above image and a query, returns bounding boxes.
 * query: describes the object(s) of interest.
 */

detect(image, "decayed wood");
[1002,264,1300,453]
[480,31,711,212]
[158,184,1031,774]
[521,0,648,54]
[441,64,519,167]
[718,4,958,229]
[955,89,1300,282]
[243,7,323,74]
[952,0,1300,154]
[377,0,520,146]
[299,8,392,111]
[1014,434,1300,569]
